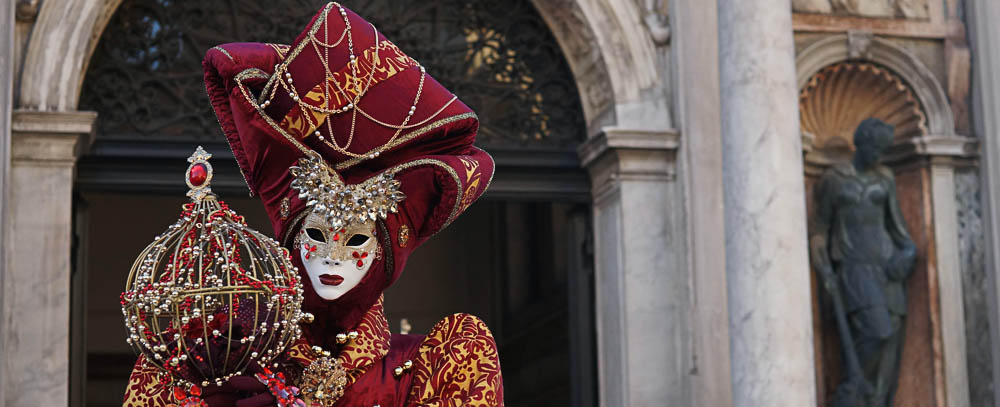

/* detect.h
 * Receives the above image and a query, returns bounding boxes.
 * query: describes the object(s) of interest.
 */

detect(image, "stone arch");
[18,0,121,111]
[21,0,665,136]
[796,34,956,138]
[531,0,667,134]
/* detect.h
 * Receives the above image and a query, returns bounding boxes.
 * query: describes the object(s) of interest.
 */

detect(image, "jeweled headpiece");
[289,153,405,230]
[120,147,306,395]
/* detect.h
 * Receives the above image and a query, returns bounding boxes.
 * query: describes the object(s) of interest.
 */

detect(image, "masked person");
[123,3,501,406]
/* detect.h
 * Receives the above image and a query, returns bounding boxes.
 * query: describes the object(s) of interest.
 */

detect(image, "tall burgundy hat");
[203,2,493,333]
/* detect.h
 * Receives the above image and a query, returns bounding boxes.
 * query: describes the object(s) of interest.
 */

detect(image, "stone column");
[3,110,94,407]
[580,128,684,407]
[967,0,1000,403]
[717,1,817,406]
[669,1,732,406]
[0,1,13,404]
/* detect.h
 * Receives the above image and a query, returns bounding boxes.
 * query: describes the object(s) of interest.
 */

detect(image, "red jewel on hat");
[189,163,208,186]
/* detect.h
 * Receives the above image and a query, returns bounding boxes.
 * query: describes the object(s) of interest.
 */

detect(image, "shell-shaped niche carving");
[800,62,927,155]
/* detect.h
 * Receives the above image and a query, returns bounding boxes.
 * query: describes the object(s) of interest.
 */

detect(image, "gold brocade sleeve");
[122,355,172,406]
[407,314,504,407]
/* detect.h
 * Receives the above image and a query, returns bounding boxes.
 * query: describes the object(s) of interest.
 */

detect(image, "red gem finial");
[189,164,208,186]
[185,146,214,201]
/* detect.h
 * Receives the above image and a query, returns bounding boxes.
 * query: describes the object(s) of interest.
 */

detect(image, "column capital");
[579,127,679,202]
[803,133,980,173]
[892,134,980,158]
[11,110,96,164]
[578,127,679,168]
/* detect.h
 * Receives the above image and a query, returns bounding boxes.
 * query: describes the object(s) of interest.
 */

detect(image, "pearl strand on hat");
[253,2,440,161]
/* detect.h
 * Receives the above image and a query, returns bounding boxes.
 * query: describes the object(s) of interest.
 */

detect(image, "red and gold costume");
[124,2,501,406]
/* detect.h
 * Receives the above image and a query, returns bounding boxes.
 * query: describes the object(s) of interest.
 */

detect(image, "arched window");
[80,0,585,148]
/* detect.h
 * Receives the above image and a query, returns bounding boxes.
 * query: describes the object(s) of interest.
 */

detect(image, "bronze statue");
[810,118,917,407]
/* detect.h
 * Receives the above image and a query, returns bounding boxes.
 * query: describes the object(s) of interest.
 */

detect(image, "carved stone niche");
[800,61,927,175]
[801,60,962,407]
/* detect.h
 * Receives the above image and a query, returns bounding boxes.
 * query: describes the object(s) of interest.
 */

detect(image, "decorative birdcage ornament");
[120,146,307,395]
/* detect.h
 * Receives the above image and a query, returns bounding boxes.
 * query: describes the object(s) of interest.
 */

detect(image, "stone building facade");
[0,0,998,406]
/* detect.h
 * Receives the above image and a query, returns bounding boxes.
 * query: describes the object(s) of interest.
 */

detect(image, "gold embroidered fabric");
[122,296,503,406]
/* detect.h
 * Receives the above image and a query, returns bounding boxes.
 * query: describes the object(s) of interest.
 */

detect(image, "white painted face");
[295,213,378,300]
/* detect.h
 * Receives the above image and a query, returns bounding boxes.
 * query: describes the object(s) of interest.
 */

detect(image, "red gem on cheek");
[189,163,208,186]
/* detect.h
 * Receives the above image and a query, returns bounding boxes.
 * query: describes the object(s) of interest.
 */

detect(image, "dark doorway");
[75,1,594,406]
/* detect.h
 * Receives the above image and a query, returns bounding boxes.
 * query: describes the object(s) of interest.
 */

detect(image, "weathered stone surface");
[955,168,996,406]
[793,0,833,13]
[719,0,817,405]
[895,0,931,19]
[793,0,930,19]
[833,0,896,17]
[4,111,94,407]
[581,129,684,407]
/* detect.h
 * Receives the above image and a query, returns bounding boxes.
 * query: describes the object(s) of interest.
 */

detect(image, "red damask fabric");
[122,298,504,406]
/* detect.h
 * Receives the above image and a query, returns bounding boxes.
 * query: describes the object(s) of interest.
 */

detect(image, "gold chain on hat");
[254,2,452,161]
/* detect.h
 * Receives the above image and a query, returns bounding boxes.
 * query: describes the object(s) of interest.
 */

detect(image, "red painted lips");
[319,274,344,286]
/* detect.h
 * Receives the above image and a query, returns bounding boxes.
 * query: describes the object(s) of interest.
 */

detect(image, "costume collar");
[287,295,390,373]
[335,295,391,371]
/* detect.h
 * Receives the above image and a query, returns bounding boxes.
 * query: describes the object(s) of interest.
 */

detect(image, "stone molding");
[11,110,96,163]
[579,128,679,203]
[892,135,979,159]
[579,127,679,168]
[793,0,931,19]
[792,0,961,41]
[803,134,979,171]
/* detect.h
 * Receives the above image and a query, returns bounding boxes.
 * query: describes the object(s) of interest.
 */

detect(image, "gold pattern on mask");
[295,212,377,264]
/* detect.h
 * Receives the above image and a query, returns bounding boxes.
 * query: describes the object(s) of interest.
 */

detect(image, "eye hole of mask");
[345,234,370,247]
[305,228,326,243]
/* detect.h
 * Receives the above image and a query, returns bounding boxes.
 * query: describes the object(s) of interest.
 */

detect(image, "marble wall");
[955,168,996,406]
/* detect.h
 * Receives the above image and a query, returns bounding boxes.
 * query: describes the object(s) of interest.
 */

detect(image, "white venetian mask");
[295,212,378,300]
